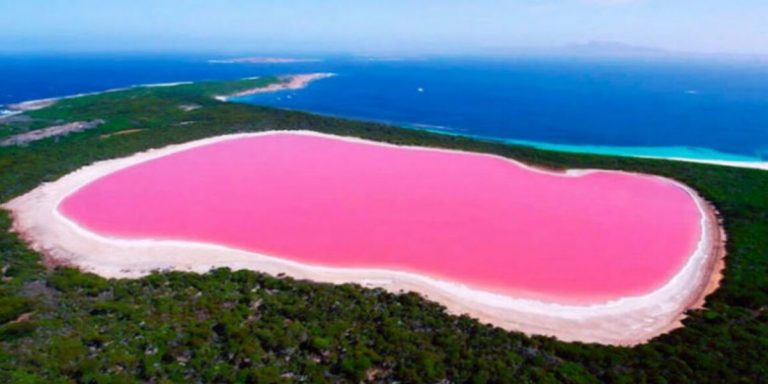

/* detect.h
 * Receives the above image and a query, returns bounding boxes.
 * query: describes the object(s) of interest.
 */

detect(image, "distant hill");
[562,41,667,55]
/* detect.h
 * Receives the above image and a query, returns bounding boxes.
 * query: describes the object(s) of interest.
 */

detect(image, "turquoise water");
[2,54,767,163]
[236,57,768,163]
[399,125,760,163]
[503,140,760,162]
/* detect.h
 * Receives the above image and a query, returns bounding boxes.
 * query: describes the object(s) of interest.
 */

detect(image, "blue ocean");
[2,54,767,162]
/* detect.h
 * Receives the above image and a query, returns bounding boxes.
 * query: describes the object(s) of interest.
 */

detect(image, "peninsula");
[0,75,763,383]
[2,76,724,345]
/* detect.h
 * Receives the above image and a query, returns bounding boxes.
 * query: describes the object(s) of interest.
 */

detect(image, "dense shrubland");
[0,78,766,383]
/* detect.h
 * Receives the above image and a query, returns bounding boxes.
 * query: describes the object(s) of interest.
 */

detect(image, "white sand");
[660,157,768,171]
[4,73,763,174]
[7,98,58,112]
[3,130,725,345]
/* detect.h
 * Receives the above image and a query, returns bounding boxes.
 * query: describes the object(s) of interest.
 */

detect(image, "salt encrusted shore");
[3,130,725,345]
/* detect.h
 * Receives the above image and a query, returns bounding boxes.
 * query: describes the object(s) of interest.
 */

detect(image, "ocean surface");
[2,53,767,162]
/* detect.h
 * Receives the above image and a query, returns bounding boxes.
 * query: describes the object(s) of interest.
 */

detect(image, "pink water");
[60,133,702,304]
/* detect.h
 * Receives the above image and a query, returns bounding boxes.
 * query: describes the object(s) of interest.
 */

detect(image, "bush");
[48,267,108,296]
[0,296,33,324]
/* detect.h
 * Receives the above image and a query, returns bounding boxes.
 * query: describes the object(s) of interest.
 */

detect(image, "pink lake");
[59,132,702,304]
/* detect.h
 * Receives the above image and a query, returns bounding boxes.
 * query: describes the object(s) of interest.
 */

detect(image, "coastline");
[219,101,768,171]
[3,130,726,345]
[0,80,193,121]
[415,126,768,171]
[499,137,768,171]
[214,73,334,101]
[3,73,763,172]
[662,157,768,171]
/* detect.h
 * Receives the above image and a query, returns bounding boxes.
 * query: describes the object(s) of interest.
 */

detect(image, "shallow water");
[3,54,768,161]
[236,57,768,162]
[59,133,702,304]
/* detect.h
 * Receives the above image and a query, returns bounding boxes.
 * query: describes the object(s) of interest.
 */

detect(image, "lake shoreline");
[3,130,725,345]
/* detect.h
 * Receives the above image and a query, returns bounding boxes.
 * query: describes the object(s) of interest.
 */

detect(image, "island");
[208,57,323,64]
[0,75,763,383]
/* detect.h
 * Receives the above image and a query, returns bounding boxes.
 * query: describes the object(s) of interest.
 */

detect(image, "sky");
[1,0,767,55]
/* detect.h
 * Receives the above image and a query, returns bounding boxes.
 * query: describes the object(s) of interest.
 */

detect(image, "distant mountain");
[560,41,667,56]
[556,42,768,63]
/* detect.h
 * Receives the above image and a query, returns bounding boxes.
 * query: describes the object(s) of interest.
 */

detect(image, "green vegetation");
[1,78,767,383]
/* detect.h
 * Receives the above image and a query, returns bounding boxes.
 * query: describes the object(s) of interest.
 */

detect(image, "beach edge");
[2,130,726,346]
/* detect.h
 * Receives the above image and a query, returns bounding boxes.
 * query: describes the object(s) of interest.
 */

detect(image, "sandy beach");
[661,157,768,171]
[3,73,763,173]
[7,98,59,112]
[3,130,725,345]
[0,75,326,120]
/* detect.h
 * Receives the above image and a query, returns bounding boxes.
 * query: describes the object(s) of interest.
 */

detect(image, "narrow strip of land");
[214,73,334,101]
